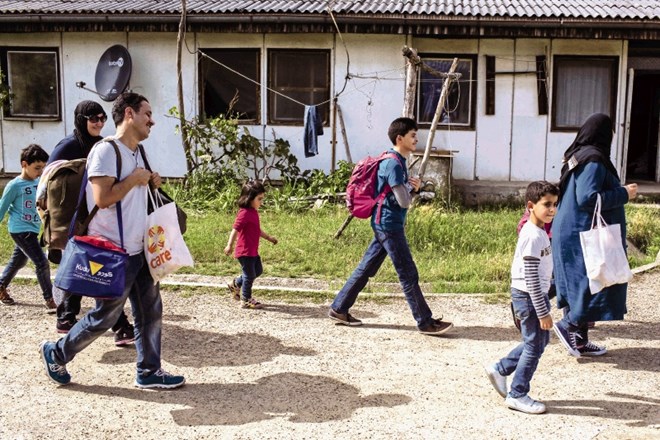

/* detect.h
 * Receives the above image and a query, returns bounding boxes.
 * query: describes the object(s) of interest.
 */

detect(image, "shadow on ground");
[546,392,660,428]
[99,323,316,367]
[67,372,412,425]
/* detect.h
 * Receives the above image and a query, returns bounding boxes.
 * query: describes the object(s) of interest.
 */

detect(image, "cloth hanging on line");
[304,105,323,158]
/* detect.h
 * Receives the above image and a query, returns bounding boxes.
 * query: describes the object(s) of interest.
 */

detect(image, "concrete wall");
[0,32,627,182]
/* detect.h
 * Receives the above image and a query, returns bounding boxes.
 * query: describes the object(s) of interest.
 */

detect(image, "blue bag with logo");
[54,151,128,300]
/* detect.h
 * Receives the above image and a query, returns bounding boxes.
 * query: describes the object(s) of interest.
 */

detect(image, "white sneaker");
[484,364,507,398]
[505,395,546,414]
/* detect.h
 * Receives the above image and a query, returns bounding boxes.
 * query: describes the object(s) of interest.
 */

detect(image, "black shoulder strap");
[77,140,122,232]
[137,143,152,171]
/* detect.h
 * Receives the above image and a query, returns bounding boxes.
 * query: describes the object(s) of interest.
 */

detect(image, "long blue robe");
[551,161,629,322]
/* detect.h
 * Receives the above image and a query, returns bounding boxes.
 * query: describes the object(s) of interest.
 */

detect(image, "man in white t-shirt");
[40,92,185,389]
[485,181,559,414]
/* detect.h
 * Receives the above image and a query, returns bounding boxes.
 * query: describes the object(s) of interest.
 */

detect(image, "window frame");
[416,53,478,130]
[267,49,331,126]
[551,55,619,132]
[0,46,61,120]
[198,48,261,123]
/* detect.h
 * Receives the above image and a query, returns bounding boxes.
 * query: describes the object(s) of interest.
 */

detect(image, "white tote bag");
[579,194,633,294]
[144,190,194,283]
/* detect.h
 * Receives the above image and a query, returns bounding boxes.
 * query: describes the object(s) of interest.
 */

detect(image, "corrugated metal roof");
[0,0,658,20]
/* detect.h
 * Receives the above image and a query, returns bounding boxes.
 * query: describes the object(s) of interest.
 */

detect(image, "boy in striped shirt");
[485,181,559,414]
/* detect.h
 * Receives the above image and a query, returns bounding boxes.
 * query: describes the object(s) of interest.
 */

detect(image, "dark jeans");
[56,292,131,331]
[331,228,434,328]
[52,253,163,377]
[0,232,52,300]
[496,288,550,398]
[234,256,263,301]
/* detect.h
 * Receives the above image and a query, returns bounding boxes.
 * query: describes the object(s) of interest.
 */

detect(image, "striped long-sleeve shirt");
[511,221,553,318]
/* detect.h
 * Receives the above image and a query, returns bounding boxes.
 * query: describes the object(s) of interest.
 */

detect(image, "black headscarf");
[558,113,619,194]
[73,100,106,157]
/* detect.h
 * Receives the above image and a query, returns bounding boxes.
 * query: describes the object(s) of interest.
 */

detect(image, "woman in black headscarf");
[49,100,135,346]
[551,113,637,358]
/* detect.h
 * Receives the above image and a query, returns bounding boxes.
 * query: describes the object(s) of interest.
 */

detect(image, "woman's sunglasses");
[83,114,107,123]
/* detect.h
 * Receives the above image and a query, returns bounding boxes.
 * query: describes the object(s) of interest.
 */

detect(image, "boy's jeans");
[235,256,263,300]
[496,287,550,398]
[0,231,52,300]
[52,253,163,377]
[331,228,434,328]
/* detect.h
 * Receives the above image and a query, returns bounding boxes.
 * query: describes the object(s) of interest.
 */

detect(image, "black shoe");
[419,318,454,335]
[114,324,135,347]
[553,320,581,357]
[56,319,77,334]
[328,309,363,326]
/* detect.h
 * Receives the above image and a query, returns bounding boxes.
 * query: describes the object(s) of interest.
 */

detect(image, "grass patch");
[2,203,658,295]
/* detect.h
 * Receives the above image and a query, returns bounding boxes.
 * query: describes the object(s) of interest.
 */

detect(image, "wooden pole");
[402,46,420,118]
[176,0,193,172]
[417,58,460,180]
[336,103,352,163]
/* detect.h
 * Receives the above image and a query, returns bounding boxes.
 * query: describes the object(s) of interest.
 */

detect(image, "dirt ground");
[0,268,658,440]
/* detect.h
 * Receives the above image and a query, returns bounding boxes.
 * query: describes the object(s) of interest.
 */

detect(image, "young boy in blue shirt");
[485,181,559,414]
[0,144,55,311]
[328,117,452,335]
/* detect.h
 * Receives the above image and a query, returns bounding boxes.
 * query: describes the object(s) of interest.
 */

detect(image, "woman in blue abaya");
[551,113,638,357]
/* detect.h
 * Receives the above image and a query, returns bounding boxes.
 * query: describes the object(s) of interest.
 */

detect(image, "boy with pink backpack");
[328,117,453,335]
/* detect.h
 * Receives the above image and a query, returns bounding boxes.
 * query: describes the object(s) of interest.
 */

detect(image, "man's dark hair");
[387,117,418,145]
[525,180,559,204]
[238,179,266,209]
[20,144,49,164]
[112,92,149,126]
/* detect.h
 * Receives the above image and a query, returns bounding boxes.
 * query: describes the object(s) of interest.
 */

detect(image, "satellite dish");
[94,45,132,102]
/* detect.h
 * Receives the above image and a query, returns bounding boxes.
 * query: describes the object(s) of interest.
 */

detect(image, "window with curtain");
[552,56,618,130]
[417,55,476,129]
[199,48,260,122]
[268,49,330,125]
[1,48,60,119]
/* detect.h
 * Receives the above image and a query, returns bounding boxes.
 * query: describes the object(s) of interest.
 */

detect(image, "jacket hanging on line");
[304,105,323,158]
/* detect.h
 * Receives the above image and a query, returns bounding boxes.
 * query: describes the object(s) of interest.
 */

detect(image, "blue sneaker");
[39,340,71,385]
[135,368,185,389]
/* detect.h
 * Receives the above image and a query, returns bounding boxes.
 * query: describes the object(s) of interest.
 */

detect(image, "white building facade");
[0,1,658,185]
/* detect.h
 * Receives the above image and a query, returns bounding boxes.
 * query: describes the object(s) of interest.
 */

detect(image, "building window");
[268,49,330,125]
[552,56,618,130]
[417,55,476,129]
[1,48,60,119]
[199,49,260,123]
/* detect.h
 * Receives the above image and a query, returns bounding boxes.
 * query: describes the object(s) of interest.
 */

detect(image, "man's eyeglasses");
[83,114,107,123]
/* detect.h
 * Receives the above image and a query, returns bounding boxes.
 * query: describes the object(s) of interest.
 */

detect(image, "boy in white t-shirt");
[485,181,559,414]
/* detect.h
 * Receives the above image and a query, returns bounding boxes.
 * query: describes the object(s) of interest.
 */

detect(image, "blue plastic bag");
[55,236,127,299]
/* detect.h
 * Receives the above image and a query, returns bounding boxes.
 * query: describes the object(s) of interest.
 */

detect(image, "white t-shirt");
[85,138,148,255]
[511,221,553,294]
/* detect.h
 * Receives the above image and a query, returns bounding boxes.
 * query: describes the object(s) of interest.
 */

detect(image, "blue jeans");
[52,253,163,377]
[235,256,263,300]
[496,287,550,398]
[331,228,434,328]
[0,232,52,300]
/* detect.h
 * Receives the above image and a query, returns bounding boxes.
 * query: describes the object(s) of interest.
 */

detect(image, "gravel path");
[0,269,658,439]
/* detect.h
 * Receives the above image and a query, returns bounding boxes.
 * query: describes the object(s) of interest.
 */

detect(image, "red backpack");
[345,151,403,222]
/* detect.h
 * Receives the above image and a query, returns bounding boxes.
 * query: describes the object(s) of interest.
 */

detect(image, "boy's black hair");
[525,180,559,204]
[112,92,149,126]
[387,117,418,145]
[20,144,49,164]
[238,179,266,208]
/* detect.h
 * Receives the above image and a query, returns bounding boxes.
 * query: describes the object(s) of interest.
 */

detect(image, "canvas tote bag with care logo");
[144,189,194,283]
[579,194,633,294]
